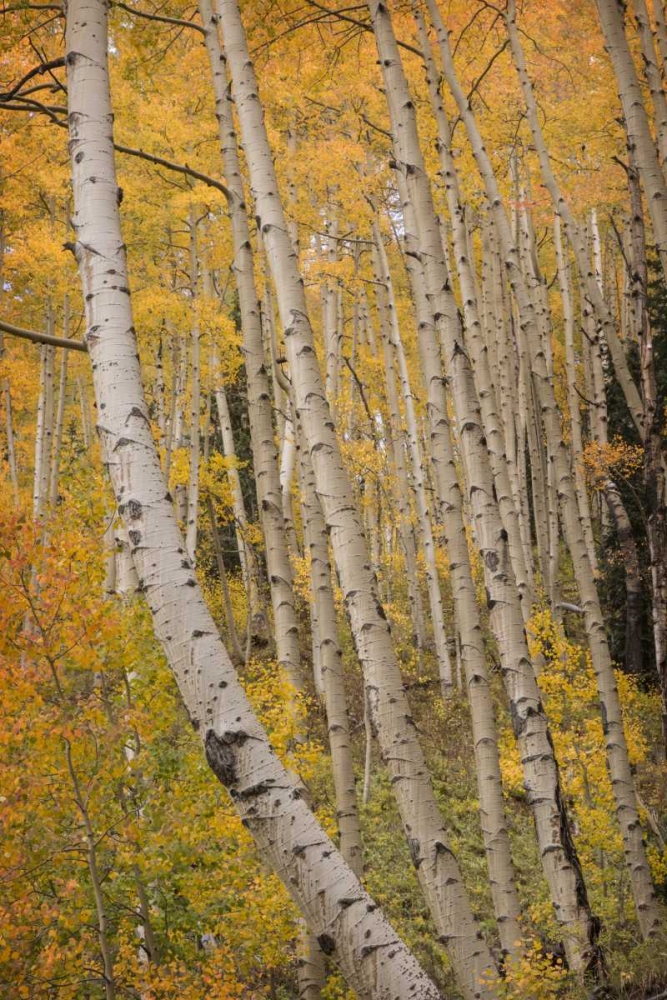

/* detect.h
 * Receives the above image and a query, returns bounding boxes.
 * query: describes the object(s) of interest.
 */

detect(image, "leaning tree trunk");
[372,0,602,971]
[297,422,364,876]
[428,0,661,943]
[63,1,444,995]
[632,0,667,166]
[595,0,667,285]
[505,0,644,436]
[654,0,667,78]
[382,181,524,957]
[553,218,597,574]
[216,1,498,994]
[372,230,453,697]
[414,9,534,614]
[199,0,301,684]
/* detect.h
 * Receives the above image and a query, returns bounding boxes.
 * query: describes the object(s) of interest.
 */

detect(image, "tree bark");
[413,12,534,616]
[297,421,364,877]
[553,218,597,574]
[595,0,667,284]
[186,206,201,565]
[373,230,453,697]
[429,0,661,944]
[64,1,442,994]
[199,0,302,679]
[505,0,644,435]
[216,0,498,993]
[632,0,667,165]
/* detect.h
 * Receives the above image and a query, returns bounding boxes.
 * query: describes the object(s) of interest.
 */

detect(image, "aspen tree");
[370,0,603,970]
[553,218,597,574]
[484,225,533,578]
[297,423,363,877]
[427,0,661,942]
[216,0,499,993]
[587,210,645,675]
[322,214,341,407]
[505,0,644,436]
[371,273,428,661]
[372,230,453,696]
[516,181,560,606]
[33,341,55,520]
[632,0,667,165]
[63,0,445,993]
[208,497,245,666]
[215,386,250,575]
[3,376,19,506]
[379,189,524,955]
[186,207,201,565]
[49,345,68,509]
[623,153,667,740]
[654,0,667,76]
[199,0,301,682]
[595,0,667,284]
[155,332,167,451]
[0,219,19,506]
[413,9,534,613]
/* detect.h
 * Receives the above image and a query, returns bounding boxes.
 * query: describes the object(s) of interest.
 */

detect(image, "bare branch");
[0,317,88,352]
[111,1,206,34]
[0,56,65,102]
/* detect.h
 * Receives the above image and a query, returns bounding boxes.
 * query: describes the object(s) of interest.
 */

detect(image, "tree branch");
[111,1,206,34]
[0,318,88,352]
[0,56,65,102]
[304,0,423,58]
[0,97,231,201]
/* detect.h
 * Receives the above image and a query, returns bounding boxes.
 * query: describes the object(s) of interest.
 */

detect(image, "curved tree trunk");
[63,1,442,995]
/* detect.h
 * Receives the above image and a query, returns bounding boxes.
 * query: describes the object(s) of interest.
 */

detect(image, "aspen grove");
[1,0,667,996]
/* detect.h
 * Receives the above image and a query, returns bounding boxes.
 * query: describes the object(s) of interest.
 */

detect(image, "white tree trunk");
[64,2,441,995]
[596,0,667,283]
[377,0,601,970]
[372,231,453,696]
[505,0,644,435]
[298,424,364,876]
[186,206,201,565]
[199,0,301,681]
[553,218,597,574]
[429,0,661,944]
[216,1,497,993]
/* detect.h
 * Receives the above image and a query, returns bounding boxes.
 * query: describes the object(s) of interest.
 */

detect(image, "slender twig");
[0,96,231,200]
[0,56,64,101]
[111,0,206,33]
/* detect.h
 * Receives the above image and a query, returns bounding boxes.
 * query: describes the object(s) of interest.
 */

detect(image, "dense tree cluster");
[0,0,666,997]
